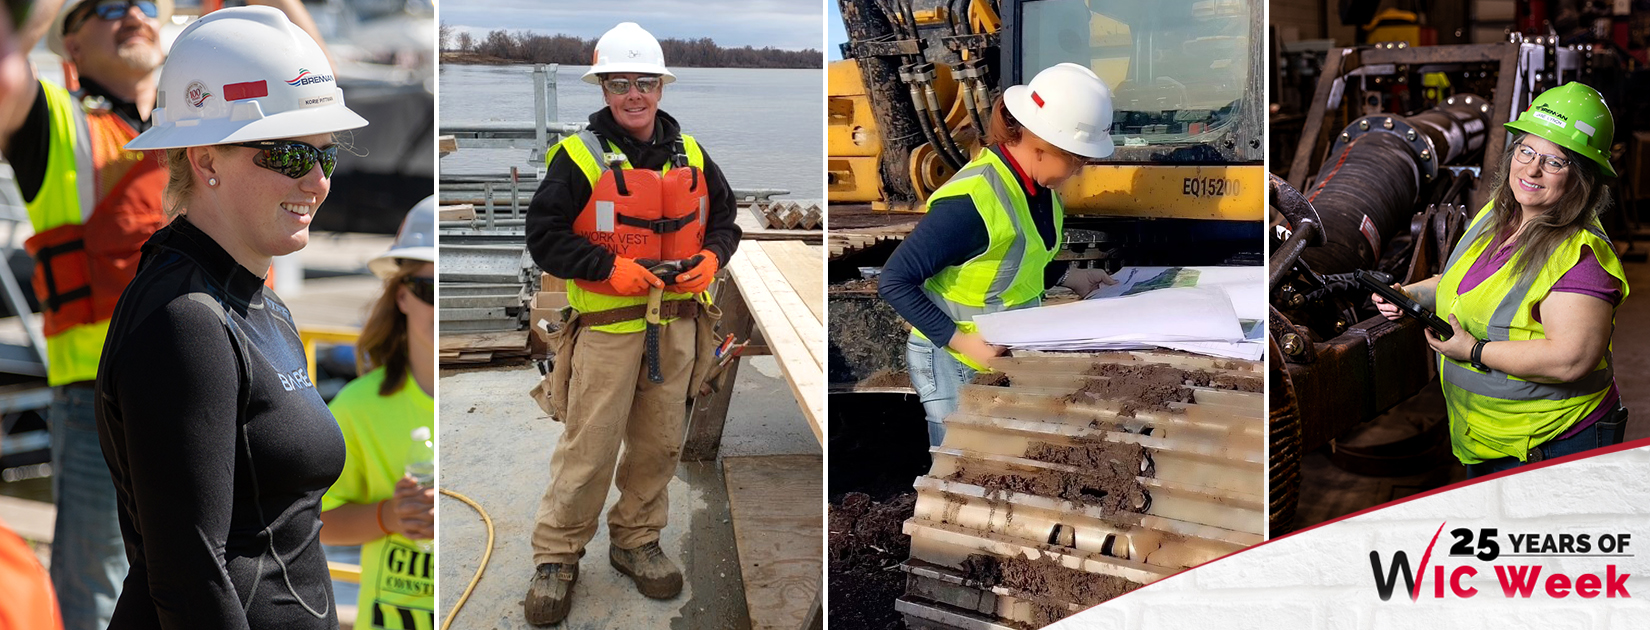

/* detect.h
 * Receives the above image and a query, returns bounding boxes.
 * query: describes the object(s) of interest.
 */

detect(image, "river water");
[439,64,824,199]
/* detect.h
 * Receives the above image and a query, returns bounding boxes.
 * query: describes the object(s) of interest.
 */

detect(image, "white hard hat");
[368,195,435,278]
[581,22,675,85]
[48,0,175,59]
[125,6,367,151]
[1003,63,1116,159]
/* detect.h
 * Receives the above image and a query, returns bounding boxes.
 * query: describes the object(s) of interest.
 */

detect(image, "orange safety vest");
[24,83,166,384]
[568,132,708,296]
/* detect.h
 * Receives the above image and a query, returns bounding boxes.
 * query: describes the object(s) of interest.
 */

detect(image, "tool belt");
[572,299,701,328]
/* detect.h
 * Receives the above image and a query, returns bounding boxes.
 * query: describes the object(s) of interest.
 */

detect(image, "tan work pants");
[532,319,696,564]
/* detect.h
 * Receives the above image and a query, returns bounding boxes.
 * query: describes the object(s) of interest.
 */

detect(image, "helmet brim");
[368,246,435,279]
[124,103,369,150]
[1504,118,1617,178]
[48,0,176,59]
[1002,84,1115,159]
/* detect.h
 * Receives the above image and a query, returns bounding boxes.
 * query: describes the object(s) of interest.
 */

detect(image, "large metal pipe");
[1408,95,1491,166]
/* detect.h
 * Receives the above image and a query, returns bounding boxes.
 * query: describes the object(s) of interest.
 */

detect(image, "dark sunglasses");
[402,276,434,305]
[601,76,661,96]
[231,140,339,179]
[66,0,157,33]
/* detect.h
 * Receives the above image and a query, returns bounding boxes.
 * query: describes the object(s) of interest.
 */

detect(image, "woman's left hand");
[1424,314,1476,362]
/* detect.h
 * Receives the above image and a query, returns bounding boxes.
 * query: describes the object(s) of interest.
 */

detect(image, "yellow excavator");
[829,0,1264,264]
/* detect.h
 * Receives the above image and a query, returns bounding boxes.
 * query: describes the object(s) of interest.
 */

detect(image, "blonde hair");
[357,260,425,396]
[159,148,195,219]
[1476,133,1613,282]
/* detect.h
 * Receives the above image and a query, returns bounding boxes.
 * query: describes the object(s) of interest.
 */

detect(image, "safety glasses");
[66,0,157,33]
[231,140,339,179]
[601,76,662,96]
[402,276,434,305]
[1513,143,1572,174]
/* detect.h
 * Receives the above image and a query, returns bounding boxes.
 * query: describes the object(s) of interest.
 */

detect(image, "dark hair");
[1476,133,1613,282]
[358,260,426,396]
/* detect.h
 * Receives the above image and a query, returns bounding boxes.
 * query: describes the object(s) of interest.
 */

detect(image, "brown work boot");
[524,562,578,626]
[609,542,683,599]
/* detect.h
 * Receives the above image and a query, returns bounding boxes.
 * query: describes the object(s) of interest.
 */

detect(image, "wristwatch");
[1471,338,1489,372]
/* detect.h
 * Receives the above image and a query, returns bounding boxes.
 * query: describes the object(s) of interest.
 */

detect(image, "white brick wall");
[1051,445,1650,629]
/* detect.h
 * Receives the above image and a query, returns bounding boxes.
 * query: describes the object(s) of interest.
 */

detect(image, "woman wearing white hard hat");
[318,197,436,630]
[93,6,366,628]
[880,63,1119,446]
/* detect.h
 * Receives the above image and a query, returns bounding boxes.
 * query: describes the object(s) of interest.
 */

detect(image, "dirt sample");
[960,553,1003,586]
[1185,369,1264,392]
[1068,363,1197,418]
[829,492,917,630]
[1025,441,1149,478]
[971,371,1011,387]
[999,555,1138,627]
[946,465,1148,515]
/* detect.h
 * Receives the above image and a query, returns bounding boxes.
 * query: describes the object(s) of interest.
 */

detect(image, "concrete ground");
[437,355,819,630]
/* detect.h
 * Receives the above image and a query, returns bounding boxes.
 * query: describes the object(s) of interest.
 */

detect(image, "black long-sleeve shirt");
[525,108,742,281]
[96,217,345,629]
[879,146,1068,344]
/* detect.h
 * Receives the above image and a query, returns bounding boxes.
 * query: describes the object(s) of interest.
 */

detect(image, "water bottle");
[404,426,435,551]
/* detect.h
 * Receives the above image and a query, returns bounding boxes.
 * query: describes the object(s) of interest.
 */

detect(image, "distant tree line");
[441,27,821,69]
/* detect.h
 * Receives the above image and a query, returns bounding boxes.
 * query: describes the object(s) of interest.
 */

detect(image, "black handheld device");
[1355,270,1454,341]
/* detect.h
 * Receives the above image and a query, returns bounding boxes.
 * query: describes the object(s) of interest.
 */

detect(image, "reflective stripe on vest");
[1435,202,1629,463]
[26,82,98,386]
[914,149,1063,370]
[553,130,706,334]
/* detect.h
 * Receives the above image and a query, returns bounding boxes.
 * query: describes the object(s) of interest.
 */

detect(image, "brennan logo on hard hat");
[286,68,335,87]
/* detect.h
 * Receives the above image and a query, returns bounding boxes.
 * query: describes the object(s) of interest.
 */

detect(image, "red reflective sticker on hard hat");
[1031,91,1045,108]
[185,81,212,108]
[223,81,268,101]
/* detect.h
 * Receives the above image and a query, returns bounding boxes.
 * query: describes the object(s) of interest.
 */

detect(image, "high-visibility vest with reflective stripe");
[1436,202,1629,464]
[25,81,104,386]
[550,130,706,334]
[915,149,1063,370]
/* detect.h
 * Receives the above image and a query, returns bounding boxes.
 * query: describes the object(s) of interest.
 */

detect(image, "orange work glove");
[668,250,720,294]
[607,257,666,296]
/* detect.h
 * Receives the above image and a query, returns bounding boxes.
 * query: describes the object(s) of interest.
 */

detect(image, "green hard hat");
[1504,82,1617,177]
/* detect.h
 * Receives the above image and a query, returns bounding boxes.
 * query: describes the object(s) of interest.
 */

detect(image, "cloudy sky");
[442,0,828,51]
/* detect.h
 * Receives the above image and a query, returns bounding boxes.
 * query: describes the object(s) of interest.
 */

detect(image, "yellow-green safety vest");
[26,81,106,386]
[1436,203,1629,464]
[915,149,1064,370]
[548,130,708,334]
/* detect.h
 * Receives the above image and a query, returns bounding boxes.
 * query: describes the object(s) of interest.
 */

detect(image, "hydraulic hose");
[1300,131,1420,275]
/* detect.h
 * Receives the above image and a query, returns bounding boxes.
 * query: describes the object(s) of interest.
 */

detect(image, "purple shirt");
[1456,234,1621,440]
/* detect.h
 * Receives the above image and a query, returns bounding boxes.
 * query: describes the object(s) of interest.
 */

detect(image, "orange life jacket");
[24,96,166,338]
[570,135,707,296]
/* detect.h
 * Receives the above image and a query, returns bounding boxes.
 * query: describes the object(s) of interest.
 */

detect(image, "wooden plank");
[685,275,753,461]
[724,455,823,630]
[739,243,824,369]
[759,241,825,324]
[439,204,475,221]
[439,330,527,353]
[727,249,824,443]
[438,135,457,156]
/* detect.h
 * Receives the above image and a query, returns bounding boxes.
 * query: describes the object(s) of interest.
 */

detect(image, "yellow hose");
[438,488,495,630]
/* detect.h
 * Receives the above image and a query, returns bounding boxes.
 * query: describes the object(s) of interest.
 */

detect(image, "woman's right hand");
[948,330,1004,368]
[385,476,436,540]
[1371,283,1407,321]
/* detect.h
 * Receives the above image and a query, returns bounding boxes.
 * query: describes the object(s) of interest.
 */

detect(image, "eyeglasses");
[231,140,338,179]
[1513,143,1572,174]
[402,276,434,305]
[601,76,662,96]
[66,0,157,33]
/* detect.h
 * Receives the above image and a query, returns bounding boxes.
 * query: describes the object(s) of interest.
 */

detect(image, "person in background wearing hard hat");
[318,197,437,630]
[521,22,741,626]
[880,63,1120,447]
[92,6,367,628]
[1,6,69,629]
[0,1,329,628]
[1374,82,1629,477]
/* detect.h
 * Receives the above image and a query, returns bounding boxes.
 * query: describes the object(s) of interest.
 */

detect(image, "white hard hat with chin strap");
[47,0,176,59]
[1003,63,1116,159]
[369,195,435,279]
[581,22,674,85]
[125,5,367,151]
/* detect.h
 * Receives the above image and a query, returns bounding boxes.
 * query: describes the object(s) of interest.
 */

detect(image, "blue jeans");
[48,384,126,630]
[906,332,976,447]
[1466,404,1629,478]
